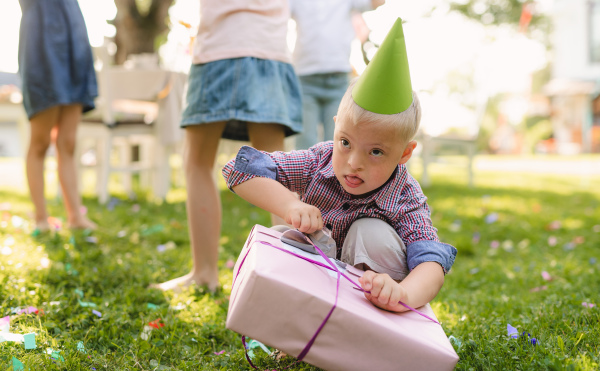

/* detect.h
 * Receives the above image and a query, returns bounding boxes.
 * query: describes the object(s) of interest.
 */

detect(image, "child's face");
[332,115,416,196]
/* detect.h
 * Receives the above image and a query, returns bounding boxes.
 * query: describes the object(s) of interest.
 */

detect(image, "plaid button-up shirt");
[222,142,456,273]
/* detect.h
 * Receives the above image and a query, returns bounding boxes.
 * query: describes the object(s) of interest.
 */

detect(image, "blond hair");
[336,78,421,148]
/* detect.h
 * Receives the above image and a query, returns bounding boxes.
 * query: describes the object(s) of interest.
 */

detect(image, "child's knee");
[342,218,409,281]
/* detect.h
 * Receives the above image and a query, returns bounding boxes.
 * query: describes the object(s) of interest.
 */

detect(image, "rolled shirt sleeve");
[222,145,320,195]
[407,240,457,274]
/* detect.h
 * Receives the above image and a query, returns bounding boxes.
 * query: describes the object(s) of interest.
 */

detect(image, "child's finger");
[289,212,302,230]
[360,270,376,291]
[369,274,385,298]
[298,212,312,233]
[376,281,393,305]
[307,213,321,234]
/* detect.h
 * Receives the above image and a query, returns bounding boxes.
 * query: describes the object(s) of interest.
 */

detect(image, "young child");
[222,18,456,312]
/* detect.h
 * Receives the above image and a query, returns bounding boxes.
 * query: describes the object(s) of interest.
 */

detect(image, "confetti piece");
[563,242,575,251]
[18,306,38,315]
[490,240,500,249]
[502,240,514,251]
[12,215,25,228]
[157,244,167,252]
[149,318,164,329]
[573,236,585,244]
[80,206,87,215]
[23,332,36,349]
[141,225,164,236]
[582,302,596,308]
[448,335,462,349]
[226,259,235,269]
[548,236,557,246]
[469,268,479,275]
[485,213,498,224]
[79,300,97,308]
[448,220,461,232]
[47,217,62,230]
[590,258,597,265]
[545,220,561,231]
[106,198,120,211]
[147,303,159,310]
[12,357,24,371]
[246,339,271,355]
[507,324,519,339]
[530,285,548,292]
[519,331,538,346]
[541,271,552,281]
[214,350,226,355]
[140,325,153,340]
[46,348,65,362]
[0,316,10,331]
[85,236,98,244]
[472,232,480,244]
[92,310,102,317]
[77,341,87,353]
[117,230,127,238]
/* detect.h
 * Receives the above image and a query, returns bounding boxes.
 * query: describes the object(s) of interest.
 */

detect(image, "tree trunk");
[112,0,174,65]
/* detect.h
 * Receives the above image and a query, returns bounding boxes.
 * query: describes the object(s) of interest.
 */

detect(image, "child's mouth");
[344,175,363,188]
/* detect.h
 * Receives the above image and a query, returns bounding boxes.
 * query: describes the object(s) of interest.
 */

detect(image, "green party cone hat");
[352,18,413,114]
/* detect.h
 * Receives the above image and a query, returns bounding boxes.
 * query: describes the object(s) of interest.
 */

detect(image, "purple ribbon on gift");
[232,229,440,369]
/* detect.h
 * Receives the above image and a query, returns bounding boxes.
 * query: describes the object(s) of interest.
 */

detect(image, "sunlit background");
[0,0,599,158]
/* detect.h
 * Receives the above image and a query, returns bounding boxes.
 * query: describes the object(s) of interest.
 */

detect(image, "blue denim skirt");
[181,57,303,141]
[18,0,97,119]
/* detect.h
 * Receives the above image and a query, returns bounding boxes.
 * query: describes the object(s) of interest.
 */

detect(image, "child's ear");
[398,141,417,165]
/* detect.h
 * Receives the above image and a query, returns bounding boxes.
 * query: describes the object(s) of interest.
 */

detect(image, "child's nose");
[347,153,363,171]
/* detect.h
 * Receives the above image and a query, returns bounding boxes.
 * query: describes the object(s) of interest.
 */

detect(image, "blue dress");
[18,0,97,119]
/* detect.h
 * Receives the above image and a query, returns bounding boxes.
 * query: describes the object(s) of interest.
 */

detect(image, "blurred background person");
[291,0,385,149]
[18,0,98,231]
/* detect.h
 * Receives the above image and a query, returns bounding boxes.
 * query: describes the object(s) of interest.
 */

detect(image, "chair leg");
[119,139,132,196]
[152,142,170,199]
[97,135,111,204]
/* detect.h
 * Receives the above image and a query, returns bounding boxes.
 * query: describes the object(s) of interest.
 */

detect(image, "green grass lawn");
[1,157,599,370]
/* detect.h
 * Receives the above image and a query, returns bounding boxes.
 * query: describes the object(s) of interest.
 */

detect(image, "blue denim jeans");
[295,72,349,149]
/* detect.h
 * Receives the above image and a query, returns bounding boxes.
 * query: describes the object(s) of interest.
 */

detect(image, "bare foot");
[34,219,51,232]
[68,217,97,230]
[150,271,219,293]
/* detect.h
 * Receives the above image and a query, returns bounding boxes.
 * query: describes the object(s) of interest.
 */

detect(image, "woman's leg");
[154,122,225,291]
[247,122,285,152]
[54,104,96,229]
[247,122,289,226]
[26,106,60,230]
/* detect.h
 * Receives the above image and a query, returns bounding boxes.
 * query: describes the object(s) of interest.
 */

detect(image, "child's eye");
[340,139,350,148]
[370,149,384,157]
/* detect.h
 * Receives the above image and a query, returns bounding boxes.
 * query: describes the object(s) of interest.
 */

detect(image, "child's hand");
[284,200,323,234]
[358,271,409,312]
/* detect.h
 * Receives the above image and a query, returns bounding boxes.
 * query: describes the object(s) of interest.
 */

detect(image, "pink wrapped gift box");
[227,225,459,371]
